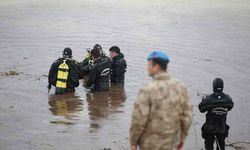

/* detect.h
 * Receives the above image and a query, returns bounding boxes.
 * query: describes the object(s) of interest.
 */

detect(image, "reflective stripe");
[101,68,110,76]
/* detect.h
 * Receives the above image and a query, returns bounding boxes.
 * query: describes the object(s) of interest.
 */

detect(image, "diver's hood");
[213,78,224,93]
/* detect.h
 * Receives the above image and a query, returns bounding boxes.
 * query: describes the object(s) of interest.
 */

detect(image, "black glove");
[47,84,51,89]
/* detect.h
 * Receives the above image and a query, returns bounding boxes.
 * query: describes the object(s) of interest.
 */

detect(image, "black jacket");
[199,93,234,134]
[102,54,111,65]
[110,53,127,83]
[48,58,83,88]
[81,54,110,76]
[86,58,110,91]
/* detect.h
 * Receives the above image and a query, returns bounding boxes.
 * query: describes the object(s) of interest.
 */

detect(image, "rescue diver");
[85,48,110,91]
[94,44,111,63]
[48,47,83,94]
[109,46,127,83]
[80,44,110,76]
[81,48,93,76]
[199,78,234,150]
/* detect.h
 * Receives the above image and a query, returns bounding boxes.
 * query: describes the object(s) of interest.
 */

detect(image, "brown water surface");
[0,0,250,149]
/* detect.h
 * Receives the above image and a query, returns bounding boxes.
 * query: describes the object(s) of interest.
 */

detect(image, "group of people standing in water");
[47,44,127,94]
[47,48,233,150]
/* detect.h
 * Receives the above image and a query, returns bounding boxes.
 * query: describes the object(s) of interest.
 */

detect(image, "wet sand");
[0,0,250,149]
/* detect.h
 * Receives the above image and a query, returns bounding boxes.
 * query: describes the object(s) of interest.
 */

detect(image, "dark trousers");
[202,124,229,150]
[55,87,75,94]
[203,133,226,150]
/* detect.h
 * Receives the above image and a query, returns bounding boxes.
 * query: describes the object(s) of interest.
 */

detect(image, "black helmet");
[63,47,72,58]
[213,78,224,93]
[93,44,102,51]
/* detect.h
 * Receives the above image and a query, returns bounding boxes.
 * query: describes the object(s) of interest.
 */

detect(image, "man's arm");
[226,95,234,111]
[115,59,127,81]
[180,87,192,143]
[198,96,210,113]
[74,60,84,79]
[130,88,150,147]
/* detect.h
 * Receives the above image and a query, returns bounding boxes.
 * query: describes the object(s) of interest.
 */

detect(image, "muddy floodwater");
[0,0,250,149]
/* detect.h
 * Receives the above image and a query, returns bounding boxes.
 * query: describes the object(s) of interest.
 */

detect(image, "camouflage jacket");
[130,72,192,150]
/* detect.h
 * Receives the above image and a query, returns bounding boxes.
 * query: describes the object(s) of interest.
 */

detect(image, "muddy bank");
[0,0,250,149]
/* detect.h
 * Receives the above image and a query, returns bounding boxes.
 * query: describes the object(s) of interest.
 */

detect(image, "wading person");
[199,78,234,150]
[93,44,110,63]
[109,46,127,83]
[130,51,192,150]
[48,47,83,94]
[85,48,110,91]
[81,48,93,76]
[81,44,110,78]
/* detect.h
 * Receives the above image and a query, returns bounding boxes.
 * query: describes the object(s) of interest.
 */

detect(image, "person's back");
[198,78,234,150]
[94,43,111,68]
[109,46,127,83]
[136,73,191,150]
[90,58,110,91]
[48,48,83,94]
[81,48,94,76]
[86,48,110,91]
[130,51,192,150]
[199,93,233,133]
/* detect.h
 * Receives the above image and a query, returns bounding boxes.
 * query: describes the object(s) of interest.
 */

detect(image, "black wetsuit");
[86,57,110,91]
[81,58,93,76]
[110,53,127,83]
[199,93,234,150]
[48,58,83,94]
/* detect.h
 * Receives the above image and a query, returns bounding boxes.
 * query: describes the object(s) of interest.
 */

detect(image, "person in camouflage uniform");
[130,51,192,150]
